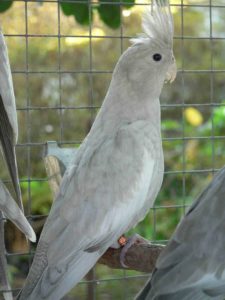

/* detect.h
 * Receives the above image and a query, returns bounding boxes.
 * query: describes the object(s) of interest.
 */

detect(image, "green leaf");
[162,119,180,131]
[60,2,74,16]
[98,0,121,29]
[122,0,135,9]
[60,0,90,25]
[0,1,13,12]
[73,4,90,25]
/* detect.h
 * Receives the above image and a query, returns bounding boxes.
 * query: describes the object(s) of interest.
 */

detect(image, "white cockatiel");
[18,1,176,299]
[0,27,36,240]
[0,28,23,209]
[0,28,36,300]
[136,167,225,300]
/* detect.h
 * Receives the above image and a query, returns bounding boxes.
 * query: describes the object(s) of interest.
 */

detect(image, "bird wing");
[0,181,36,242]
[0,29,22,207]
[0,29,18,141]
[19,120,158,300]
[138,287,224,300]
[142,167,225,299]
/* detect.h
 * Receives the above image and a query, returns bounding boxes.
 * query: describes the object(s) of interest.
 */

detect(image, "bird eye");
[153,53,162,62]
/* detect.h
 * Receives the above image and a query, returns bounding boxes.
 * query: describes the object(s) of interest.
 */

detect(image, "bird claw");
[119,234,148,268]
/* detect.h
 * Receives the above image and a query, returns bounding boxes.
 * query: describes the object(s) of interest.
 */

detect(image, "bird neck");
[93,76,162,134]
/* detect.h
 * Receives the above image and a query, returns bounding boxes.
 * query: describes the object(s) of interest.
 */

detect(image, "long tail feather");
[0,94,22,211]
[19,251,101,300]
[0,181,36,242]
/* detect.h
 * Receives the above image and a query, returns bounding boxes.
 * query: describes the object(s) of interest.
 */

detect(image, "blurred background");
[0,0,225,298]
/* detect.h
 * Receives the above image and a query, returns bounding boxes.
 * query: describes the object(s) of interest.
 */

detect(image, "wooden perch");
[98,241,164,273]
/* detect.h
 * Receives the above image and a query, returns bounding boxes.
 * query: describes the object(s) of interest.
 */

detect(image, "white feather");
[0,181,36,242]
[131,0,173,48]
[0,28,18,142]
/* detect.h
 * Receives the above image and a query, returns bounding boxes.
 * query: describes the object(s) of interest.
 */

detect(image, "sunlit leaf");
[0,1,13,12]
[60,0,90,25]
[184,107,203,127]
[122,0,135,9]
[98,0,121,29]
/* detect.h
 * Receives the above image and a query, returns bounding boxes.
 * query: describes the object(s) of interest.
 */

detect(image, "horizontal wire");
[5,33,225,40]
[0,168,220,187]
[5,0,225,8]
[0,273,150,294]
[11,69,225,75]
[14,135,225,148]
[14,102,225,111]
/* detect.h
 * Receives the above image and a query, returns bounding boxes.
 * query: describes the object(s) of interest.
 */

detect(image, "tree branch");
[98,241,164,273]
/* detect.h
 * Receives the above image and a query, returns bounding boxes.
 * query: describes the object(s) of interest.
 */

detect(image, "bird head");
[115,0,176,97]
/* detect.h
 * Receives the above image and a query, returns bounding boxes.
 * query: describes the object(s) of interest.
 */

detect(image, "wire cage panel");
[0,0,225,299]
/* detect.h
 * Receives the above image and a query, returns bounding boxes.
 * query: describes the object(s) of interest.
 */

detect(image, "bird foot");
[119,234,148,268]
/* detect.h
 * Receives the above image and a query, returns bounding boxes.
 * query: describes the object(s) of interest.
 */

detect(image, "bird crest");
[131,0,174,49]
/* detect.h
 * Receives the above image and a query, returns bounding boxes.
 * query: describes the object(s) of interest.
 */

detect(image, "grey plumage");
[136,167,225,300]
[0,28,36,300]
[0,181,36,242]
[0,27,36,240]
[0,182,36,299]
[0,28,22,209]
[19,1,176,299]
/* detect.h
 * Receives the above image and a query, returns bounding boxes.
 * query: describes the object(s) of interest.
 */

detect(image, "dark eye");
[153,53,162,62]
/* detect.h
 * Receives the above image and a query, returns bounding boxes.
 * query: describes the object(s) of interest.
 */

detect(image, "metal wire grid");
[0,0,225,298]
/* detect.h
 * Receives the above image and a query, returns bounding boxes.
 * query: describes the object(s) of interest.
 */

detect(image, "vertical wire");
[120,2,128,299]
[89,0,94,126]
[24,0,32,269]
[87,2,96,299]
[57,1,63,144]
[180,0,186,217]
[151,0,157,246]
[209,0,215,175]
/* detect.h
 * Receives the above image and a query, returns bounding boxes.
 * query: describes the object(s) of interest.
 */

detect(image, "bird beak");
[165,59,177,83]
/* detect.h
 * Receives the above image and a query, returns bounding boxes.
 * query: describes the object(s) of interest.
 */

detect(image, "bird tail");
[136,285,224,300]
[0,95,23,211]
[0,181,36,242]
[18,251,101,300]
[135,278,152,300]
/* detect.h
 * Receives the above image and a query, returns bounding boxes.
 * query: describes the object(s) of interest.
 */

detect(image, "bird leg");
[119,234,149,268]
[118,235,127,247]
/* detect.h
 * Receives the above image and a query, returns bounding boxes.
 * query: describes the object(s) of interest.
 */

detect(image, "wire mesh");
[0,0,225,299]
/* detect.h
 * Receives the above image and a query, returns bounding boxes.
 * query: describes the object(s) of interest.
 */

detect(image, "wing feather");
[20,121,159,299]
[0,181,36,242]
[0,29,22,207]
[139,167,225,299]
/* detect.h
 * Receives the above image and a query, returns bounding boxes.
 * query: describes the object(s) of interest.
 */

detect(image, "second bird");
[0,28,23,210]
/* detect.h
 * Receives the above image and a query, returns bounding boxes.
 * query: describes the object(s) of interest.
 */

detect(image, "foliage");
[0,0,135,28]
[60,0,90,26]
[0,1,12,12]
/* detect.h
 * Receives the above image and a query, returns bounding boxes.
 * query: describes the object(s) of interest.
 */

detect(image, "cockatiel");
[136,167,225,300]
[0,29,36,300]
[18,1,176,299]
[0,28,36,240]
[0,28,23,210]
